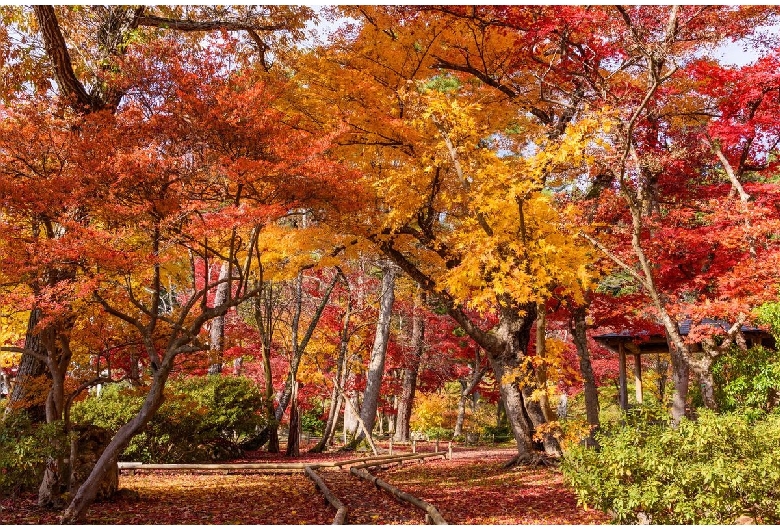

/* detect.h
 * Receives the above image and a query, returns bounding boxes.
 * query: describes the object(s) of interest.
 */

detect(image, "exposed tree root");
[503,452,560,469]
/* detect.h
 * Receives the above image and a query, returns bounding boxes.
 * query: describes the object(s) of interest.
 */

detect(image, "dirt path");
[317,467,425,525]
[376,451,609,525]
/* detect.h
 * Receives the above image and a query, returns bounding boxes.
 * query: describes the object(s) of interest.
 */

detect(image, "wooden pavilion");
[593,319,774,410]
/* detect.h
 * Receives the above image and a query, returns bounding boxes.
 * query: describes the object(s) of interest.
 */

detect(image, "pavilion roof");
[593,318,767,341]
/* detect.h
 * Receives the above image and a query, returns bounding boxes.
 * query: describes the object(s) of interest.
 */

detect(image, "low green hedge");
[562,410,780,524]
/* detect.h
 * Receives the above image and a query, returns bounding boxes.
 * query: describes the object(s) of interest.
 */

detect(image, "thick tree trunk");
[207,262,230,375]
[689,352,718,412]
[7,308,48,421]
[61,360,174,523]
[570,305,600,447]
[489,356,534,459]
[394,288,424,442]
[67,425,117,502]
[483,304,561,459]
[521,387,561,455]
[37,320,73,507]
[698,369,718,412]
[343,388,359,442]
[355,262,396,442]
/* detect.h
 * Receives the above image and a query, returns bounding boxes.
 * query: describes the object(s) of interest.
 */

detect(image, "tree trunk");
[276,271,340,423]
[343,387,359,443]
[38,319,73,507]
[698,368,718,412]
[311,299,350,453]
[286,381,300,457]
[521,386,561,455]
[0,370,9,397]
[529,304,561,456]
[61,359,175,523]
[67,425,117,502]
[355,262,396,443]
[128,349,141,385]
[207,261,230,375]
[394,288,424,442]
[489,356,534,459]
[454,350,486,438]
[454,383,467,437]
[7,308,48,421]
[232,356,243,375]
[311,384,341,453]
[670,346,690,424]
[249,279,280,452]
[570,305,600,447]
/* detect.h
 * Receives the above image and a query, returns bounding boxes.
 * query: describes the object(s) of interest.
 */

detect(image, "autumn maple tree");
[3,4,780,526]
[0,5,358,522]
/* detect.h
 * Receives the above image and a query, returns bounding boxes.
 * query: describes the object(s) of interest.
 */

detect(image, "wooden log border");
[117,452,423,473]
[304,466,347,525]
[350,466,448,525]
[351,452,447,471]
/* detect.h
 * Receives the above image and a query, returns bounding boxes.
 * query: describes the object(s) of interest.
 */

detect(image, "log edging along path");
[349,451,448,525]
[304,466,347,525]
[116,452,422,473]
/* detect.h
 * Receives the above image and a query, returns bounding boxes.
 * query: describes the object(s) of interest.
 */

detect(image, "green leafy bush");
[300,401,325,436]
[562,410,780,524]
[0,412,67,496]
[713,346,780,417]
[425,426,453,440]
[481,424,512,443]
[71,375,266,463]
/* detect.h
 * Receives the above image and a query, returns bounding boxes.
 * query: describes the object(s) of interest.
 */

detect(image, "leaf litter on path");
[0,446,606,524]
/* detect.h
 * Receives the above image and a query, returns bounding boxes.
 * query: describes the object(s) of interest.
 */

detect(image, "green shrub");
[482,424,512,443]
[71,375,266,463]
[172,375,267,442]
[300,402,325,436]
[562,410,780,524]
[713,345,780,417]
[425,426,453,440]
[0,412,67,496]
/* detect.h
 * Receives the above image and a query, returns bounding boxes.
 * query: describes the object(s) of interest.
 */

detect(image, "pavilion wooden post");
[618,343,629,410]
[634,354,643,404]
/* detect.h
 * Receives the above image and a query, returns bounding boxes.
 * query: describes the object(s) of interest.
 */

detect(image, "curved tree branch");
[33,6,95,110]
